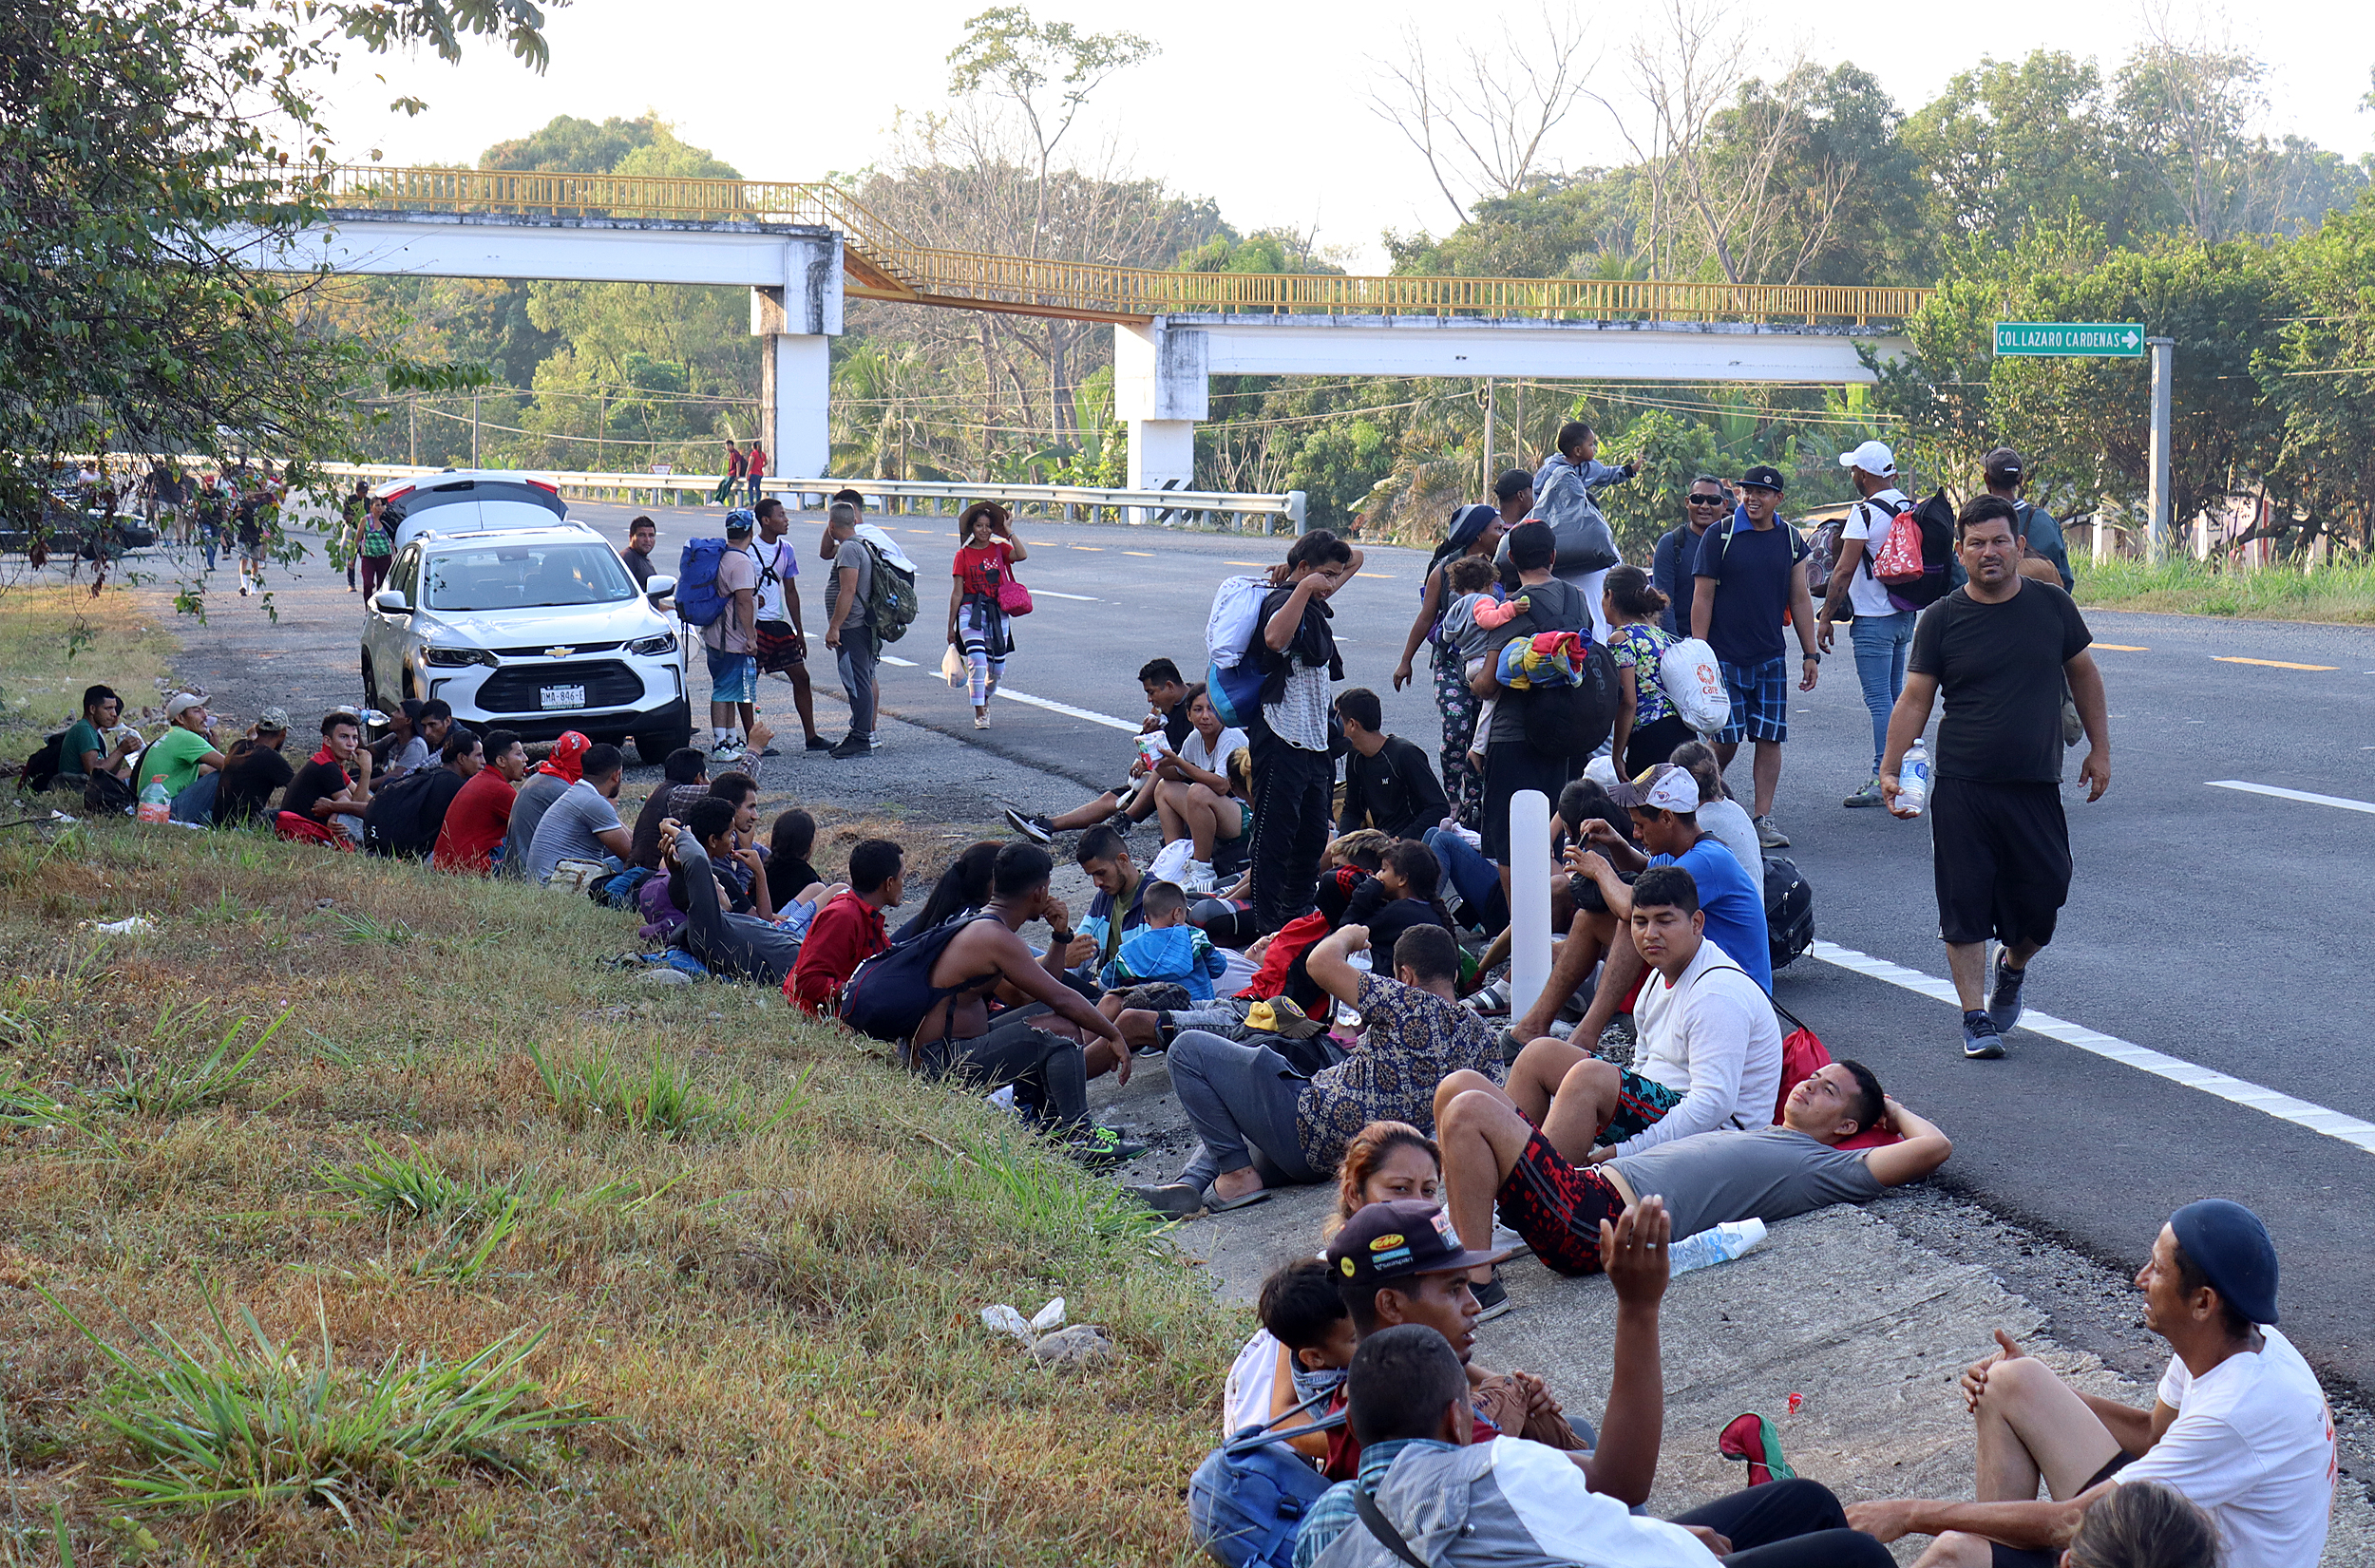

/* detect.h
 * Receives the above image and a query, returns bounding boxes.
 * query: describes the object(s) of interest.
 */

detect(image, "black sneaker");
[1064,1124,1149,1170]
[804,735,834,752]
[1472,1269,1513,1322]
[1103,810,1136,836]
[758,746,782,758]
[1987,954,2027,1034]
[828,734,870,761]
[1004,807,1054,844]
[1963,1011,2006,1060]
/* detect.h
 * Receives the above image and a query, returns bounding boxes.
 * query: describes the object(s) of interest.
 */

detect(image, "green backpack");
[861,542,920,646]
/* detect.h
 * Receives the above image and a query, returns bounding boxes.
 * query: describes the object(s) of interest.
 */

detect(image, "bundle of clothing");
[1493,629,1594,690]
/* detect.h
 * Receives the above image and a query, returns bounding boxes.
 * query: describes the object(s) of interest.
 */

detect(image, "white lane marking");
[2207,780,2375,817]
[879,654,917,668]
[1034,589,1099,602]
[993,688,1140,731]
[1810,940,2375,1155]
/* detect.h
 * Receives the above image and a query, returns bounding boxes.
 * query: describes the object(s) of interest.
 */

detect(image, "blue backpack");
[674,538,733,627]
[1187,1391,1347,1568]
[1206,653,1267,731]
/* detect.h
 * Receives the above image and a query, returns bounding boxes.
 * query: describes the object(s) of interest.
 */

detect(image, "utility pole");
[1482,378,1496,498]
[2145,336,2174,563]
[408,396,417,466]
[597,393,607,473]
[472,392,481,466]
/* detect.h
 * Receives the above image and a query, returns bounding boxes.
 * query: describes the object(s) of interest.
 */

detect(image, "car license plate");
[540,684,586,710]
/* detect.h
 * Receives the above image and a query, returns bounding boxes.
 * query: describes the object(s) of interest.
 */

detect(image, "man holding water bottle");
[1880,497,2111,1061]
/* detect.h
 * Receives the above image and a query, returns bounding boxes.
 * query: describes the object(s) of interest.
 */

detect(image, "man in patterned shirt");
[1136,922,1502,1218]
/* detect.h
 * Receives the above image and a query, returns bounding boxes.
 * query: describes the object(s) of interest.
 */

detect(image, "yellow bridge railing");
[310,165,1930,328]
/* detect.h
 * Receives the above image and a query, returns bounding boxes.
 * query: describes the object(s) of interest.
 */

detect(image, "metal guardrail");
[318,463,1308,534]
[304,165,1933,328]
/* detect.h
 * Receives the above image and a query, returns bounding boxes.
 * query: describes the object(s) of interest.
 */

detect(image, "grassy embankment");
[0,591,1236,1567]
[2071,558,2375,624]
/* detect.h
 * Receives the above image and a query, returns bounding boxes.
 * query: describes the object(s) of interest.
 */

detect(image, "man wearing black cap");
[1982,448,2073,592]
[1850,1200,2336,1568]
[1691,464,1819,849]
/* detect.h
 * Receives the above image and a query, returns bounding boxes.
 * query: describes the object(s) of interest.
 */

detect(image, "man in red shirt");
[435,728,525,873]
[787,838,903,1012]
[744,441,768,505]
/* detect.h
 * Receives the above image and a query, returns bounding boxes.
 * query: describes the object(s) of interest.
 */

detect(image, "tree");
[2260,190,2375,553]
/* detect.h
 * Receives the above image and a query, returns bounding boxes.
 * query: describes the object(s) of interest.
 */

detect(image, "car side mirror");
[644,575,677,603]
[371,589,410,614]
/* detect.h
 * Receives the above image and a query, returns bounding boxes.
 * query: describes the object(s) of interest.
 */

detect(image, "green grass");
[0,585,180,761]
[2073,557,2375,623]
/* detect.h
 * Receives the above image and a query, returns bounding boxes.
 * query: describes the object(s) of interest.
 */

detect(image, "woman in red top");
[946,501,1030,729]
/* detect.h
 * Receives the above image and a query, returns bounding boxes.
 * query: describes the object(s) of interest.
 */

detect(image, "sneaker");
[1103,810,1136,836]
[1962,1011,2005,1060]
[1472,1270,1513,1323]
[1988,954,2027,1034]
[1064,1124,1149,1170]
[804,735,835,752]
[1843,778,1887,809]
[1489,1221,1533,1262]
[1004,808,1054,844]
[827,734,870,761]
[711,739,745,763]
[974,715,990,729]
[1180,860,1216,896]
[1754,814,1791,848]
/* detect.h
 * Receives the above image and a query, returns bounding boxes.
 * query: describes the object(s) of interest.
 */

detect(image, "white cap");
[1837,440,1895,476]
[1610,763,1702,815]
[163,692,207,721]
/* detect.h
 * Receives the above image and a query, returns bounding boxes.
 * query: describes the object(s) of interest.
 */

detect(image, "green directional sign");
[1994,322,2146,357]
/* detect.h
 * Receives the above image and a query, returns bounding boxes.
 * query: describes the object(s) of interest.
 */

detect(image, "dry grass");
[0,586,180,762]
[0,820,1236,1566]
[2073,557,2375,624]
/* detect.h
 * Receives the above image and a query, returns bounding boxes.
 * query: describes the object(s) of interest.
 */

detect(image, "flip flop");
[1200,1183,1272,1213]
[1718,1412,1796,1486]
[1128,1183,1205,1219]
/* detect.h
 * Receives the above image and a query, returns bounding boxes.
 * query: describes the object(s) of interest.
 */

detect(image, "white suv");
[360,472,692,762]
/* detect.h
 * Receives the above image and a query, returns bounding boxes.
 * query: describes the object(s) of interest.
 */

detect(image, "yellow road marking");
[1070,545,1104,552]
[2095,643,2150,652]
[1122,550,1154,557]
[1358,572,1396,579]
[2214,656,2336,671]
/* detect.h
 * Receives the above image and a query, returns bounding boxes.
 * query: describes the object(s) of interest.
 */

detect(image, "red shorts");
[1495,1128,1627,1275]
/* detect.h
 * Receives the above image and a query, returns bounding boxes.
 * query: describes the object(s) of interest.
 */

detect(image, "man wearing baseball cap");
[140,693,230,803]
[1851,1200,2336,1568]
[702,508,764,764]
[1983,448,2073,591]
[212,707,296,827]
[1818,441,1920,807]
[1689,464,1818,848]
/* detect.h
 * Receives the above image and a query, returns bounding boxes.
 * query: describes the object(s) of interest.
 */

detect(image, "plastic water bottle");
[136,774,171,824]
[1665,1218,1766,1276]
[1891,741,1930,819]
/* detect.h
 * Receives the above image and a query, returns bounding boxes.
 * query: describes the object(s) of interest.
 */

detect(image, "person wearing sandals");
[947,501,1028,729]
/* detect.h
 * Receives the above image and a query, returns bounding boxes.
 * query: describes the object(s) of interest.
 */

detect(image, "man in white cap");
[1817,440,1917,807]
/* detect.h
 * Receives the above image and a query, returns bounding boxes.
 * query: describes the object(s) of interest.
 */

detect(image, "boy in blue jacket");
[1100,879,1226,1002]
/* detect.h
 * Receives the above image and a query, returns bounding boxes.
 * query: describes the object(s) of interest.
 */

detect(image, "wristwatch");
[1801,650,1820,664]
[1049,928,1075,946]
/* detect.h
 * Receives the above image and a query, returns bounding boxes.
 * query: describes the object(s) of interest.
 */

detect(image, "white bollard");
[1507,789,1552,1026]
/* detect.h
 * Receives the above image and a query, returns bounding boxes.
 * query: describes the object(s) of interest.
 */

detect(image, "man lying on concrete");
[1437,1060,1950,1277]
[1447,865,1781,1169]
[1847,1200,2336,1568]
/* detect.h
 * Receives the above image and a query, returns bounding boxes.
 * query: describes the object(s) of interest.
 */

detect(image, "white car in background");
[359,471,693,762]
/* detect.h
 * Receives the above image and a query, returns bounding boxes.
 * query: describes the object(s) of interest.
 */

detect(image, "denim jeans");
[1424,825,1500,920]
[1849,610,1916,776]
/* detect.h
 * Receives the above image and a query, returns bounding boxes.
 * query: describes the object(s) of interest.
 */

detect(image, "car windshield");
[422,543,636,612]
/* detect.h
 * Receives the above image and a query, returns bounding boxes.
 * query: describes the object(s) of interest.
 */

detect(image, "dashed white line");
[991,688,1140,731]
[2207,780,2375,817]
[1033,590,1099,602]
[879,654,917,668]
[1810,940,2375,1155]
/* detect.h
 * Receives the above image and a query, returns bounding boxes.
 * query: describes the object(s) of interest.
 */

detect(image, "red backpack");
[1771,1002,1898,1151]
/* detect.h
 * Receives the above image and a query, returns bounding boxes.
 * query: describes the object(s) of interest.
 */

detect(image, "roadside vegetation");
[0,816,1236,1565]
[0,587,178,762]
[2071,558,2375,625]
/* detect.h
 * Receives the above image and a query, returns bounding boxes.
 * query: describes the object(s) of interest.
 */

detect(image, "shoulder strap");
[1221,1387,1349,1456]
[1353,1484,1436,1568]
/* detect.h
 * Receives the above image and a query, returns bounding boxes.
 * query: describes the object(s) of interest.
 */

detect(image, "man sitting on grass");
[434,728,524,873]
[1445,867,1780,1168]
[1437,1058,1949,1280]
[1847,1200,2336,1568]
[276,710,372,847]
[1003,658,1194,843]
[629,746,711,870]
[656,800,832,985]
[524,743,632,886]
[788,839,902,1013]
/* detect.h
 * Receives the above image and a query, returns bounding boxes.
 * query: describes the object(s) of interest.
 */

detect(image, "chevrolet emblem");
[544,646,575,659]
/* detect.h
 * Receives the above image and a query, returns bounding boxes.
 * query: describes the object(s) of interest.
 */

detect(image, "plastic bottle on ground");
[1665,1218,1767,1276]
[1890,741,1930,819]
[136,775,171,824]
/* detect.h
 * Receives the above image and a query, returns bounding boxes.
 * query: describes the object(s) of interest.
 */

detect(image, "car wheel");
[635,717,694,765]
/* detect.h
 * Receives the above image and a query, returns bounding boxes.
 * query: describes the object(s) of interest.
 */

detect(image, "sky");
[314,0,2375,273]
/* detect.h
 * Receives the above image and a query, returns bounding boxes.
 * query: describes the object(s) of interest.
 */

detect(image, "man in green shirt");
[59,685,142,788]
[142,693,230,800]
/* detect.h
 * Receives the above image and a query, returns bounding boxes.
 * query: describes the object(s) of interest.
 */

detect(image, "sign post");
[2145,337,2174,563]
[1993,321,2160,559]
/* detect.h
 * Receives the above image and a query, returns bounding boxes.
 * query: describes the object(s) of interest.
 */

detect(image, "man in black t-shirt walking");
[1881,496,2110,1060]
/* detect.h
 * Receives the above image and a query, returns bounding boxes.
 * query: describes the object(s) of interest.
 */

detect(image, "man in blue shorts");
[1692,464,1820,848]
[701,509,762,764]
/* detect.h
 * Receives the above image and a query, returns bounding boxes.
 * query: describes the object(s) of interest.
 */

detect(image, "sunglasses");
[1686,494,1725,506]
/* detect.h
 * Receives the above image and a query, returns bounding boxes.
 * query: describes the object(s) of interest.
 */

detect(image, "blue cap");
[724,507,757,535]
[2169,1200,2279,1326]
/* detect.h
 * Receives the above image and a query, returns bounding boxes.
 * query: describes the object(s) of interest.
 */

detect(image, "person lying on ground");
[1438,1060,1949,1279]
[1457,866,1781,1167]
[1150,683,1247,896]
[1063,823,1145,991]
[1296,1319,1894,1568]
[895,839,1000,941]
[1098,879,1226,1011]
[434,727,523,873]
[212,708,293,827]
[844,841,1139,1165]
[57,684,142,792]
[498,730,587,878]
[1002,658,1194,843]
[277,710,371,844]
[787,838,902,1013]
[629,747,711,870]
[1505,761,1770,1051]
[655,803,827,985]
[1334,688,1450,841]
[1846,1200,2335,1568]
[1134,922,1503,1218]
[524,743,632,885]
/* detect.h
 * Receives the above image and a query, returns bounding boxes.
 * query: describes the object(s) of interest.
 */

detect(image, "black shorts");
[1493,1129,1627,1275]
[1930,776,2071,949]
[1481,741,1584,865]
[1987,1453,2134,1568]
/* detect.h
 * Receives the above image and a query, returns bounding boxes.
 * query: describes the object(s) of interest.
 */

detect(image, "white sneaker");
[711,739,745,763]
[1181,860,1216,896]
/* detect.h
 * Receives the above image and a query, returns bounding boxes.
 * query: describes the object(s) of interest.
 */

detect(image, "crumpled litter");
[89,916,157,935]
[979,1296,1067,1343]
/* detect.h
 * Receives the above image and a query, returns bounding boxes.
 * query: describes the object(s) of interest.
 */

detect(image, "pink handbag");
[997,575,1034,616]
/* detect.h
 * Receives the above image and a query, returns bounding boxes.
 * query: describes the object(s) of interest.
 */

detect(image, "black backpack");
[1520,642,1618,759]
[1886,490,1958,612]
[838,912,997,1045]
[360,767,459,859]
[1763,854,1814,971]
[19,728,70,792]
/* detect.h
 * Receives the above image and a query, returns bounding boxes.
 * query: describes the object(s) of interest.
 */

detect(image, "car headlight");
[424,646,497,668]
[626,632,678,657]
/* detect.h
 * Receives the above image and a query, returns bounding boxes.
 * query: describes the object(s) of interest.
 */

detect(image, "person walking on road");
[820,501,879,761]
[1817,441,1918,808]
[947,501,1027,730]
[1392,496,1512,827]
[1652,475,1729,636]
[1520,423,1642,641]
[1880,496,2109,1061]
[1983,448,2074,591]
[1691,464,1819,848]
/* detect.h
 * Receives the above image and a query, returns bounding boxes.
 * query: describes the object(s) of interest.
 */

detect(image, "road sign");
[1994,322,2146,357]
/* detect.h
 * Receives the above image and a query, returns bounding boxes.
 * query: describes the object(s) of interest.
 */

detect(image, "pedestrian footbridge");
[228,166,1923,488]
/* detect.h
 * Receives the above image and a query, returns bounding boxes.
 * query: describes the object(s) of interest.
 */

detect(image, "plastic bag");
[941,642,966,690]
